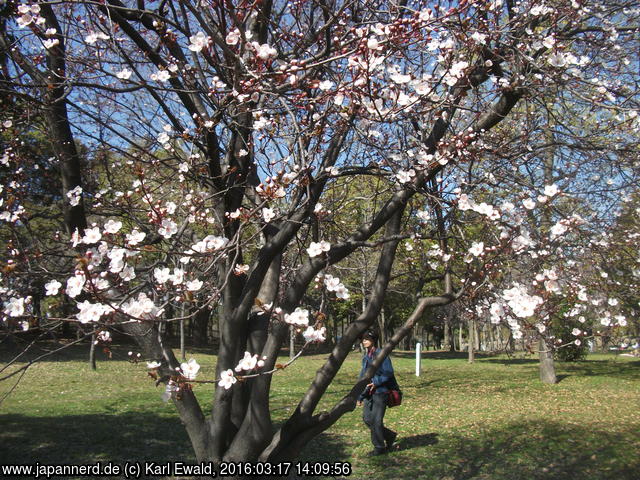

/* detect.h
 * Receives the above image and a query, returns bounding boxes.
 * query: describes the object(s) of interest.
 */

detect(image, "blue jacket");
[359,347,397,399]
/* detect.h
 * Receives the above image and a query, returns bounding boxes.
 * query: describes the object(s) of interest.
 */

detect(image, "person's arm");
[371,355,394,387]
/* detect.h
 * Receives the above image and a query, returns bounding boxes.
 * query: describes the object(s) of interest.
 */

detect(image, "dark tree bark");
[39,4,87,236]
[192,308,211,347]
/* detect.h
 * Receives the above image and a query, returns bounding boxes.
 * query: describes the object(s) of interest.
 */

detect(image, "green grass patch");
[1,343,638,479]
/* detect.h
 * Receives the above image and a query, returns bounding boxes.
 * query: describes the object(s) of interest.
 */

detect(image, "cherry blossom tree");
[1,0,639,465]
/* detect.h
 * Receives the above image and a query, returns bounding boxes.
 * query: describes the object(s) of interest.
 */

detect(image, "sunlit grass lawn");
[1,342,638,479]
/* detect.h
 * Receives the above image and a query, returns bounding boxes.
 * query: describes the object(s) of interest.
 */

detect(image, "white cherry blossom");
[191,235,229,253]
[157,132,170,144]
[121,293,162,320]
[119,265,136,281]
[416,210,431,222]
[468,242,484,257]
[548,52,567,68]
[116,68,132,80]
[85,32,109,44]
[390,73,412,84]
[218,369,237,389]
[82,226,102,244]
[550,220,568,238]
[458,194,474,211]
[254,42,277,60]
[158,218,178,238]
[66,273,86,298]
[284,307,309,326]
[262,207,276,223]
[471,32,487,44]
[126,230,146,246]
[395,169,416,184]
[171,268,185,285]
[186,279,203,291]
[226,29,240,45]
[544,184,559,197]
[154,267,171,284]
[335,284,350,300]
[43,39,59,49]
[162,381,179,402]
[104,220,123,234]
[180,358,200,380]
[4,297,25,317]
[323,275,350,300]
[303,326,326,343]
[188,31,209,52]
[151,70,171,82]
[307,241,331,257]
[76,300,110,324]
[234,264,250,275]
[235,352,258,372]
[66,186,82,206]
[502,284,543,318]
[45,280,62,296]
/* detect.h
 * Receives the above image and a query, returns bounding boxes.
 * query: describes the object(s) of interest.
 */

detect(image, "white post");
[415,342,422,377]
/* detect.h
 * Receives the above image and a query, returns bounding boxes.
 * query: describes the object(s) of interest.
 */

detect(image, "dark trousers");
[362,393,395,451]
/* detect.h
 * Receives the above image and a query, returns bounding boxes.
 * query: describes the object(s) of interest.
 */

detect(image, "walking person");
[357,330,398,456]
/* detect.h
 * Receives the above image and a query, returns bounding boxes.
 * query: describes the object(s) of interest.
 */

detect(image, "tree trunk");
[38,5,87,236]
[89,333,97,371]
[192,307,211,347]
[467,319,475,363]
[378,307,386,346]
[488,324,495,352]
[443,317,451,351]
[450,322,455,351]
[289,326,295,360]
[538,337,557,384]
[180,319,186,362]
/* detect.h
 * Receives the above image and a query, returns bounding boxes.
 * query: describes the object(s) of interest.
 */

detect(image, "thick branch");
[260,206,405,461]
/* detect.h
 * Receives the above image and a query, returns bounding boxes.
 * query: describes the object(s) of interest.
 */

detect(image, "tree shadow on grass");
[2,412,638,480]
[298,432,351,462]
[0,340,144,364]
[393,432,439,452]
[446,421,637,480]
[392,351,492,361]
[560,360,640,380]
[480,358,640,380]
[0,412,194,478]
[1,412,352,479]
[481,357,540,365]
[355,420,639,480]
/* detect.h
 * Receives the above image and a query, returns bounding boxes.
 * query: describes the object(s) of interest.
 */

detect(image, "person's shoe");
[367,448,387,457]
[386,431,397,450]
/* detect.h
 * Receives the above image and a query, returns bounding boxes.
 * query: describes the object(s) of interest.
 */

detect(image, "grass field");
[1,342,639,479]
